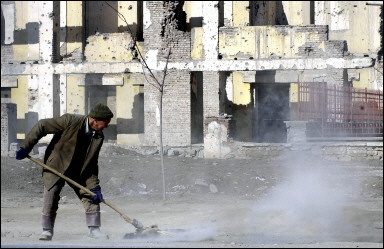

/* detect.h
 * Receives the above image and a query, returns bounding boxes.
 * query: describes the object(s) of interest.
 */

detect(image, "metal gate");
[298,83,383,137]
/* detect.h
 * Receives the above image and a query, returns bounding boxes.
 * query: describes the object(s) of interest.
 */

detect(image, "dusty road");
[1,144,383,248]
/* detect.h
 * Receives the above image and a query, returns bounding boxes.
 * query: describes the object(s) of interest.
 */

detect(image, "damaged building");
[1,1,383,159]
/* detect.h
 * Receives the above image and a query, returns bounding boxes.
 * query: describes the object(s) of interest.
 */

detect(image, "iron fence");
[298,83,383,137]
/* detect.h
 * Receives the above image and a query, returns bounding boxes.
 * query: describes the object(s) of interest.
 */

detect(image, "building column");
[203,71,232,158]
[32,2,61,144]
[201,1,232,157]
[59,75,67,115]
[203,71,220,118]
[1,103,17,156]
[202,1,219,60]
[39,1,60,63]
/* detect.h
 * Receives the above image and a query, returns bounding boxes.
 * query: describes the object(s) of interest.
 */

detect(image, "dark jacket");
[21,114,103,191]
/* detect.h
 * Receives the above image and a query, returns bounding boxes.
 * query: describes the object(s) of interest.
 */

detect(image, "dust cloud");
[122,223,218,242]
[243,152,361,243]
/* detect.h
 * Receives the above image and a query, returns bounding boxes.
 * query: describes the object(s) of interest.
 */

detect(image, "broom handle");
[26,155,144,228]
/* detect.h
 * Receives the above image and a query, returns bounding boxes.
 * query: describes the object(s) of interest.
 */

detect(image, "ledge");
[1,57,374,76]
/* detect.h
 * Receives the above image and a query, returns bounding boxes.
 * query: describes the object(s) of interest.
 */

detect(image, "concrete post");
[1,103,17,156]
[284,121,308,143]
[204,116,231,159]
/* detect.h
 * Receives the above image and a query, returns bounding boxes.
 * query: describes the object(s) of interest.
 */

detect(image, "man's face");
[91,118,111,131]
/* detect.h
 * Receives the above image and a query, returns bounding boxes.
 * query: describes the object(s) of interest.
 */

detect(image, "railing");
[298,83,383,137]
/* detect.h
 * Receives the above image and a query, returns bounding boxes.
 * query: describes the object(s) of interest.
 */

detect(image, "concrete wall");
[10,76,27,140]
[116,73,144,145]
[315,1,381,57]
[66,74,85,115]
[65,1,84,62]
[350,67,384,91]
[282,1,312,25]
[232,1,250,27]
[84,33,136,62]
[12,1,39,62]
[219,25,336,60]
[234,142,383,162]
[232,72,251,106]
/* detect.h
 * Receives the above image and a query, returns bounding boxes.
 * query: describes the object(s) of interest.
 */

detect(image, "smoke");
[243,152,361,243]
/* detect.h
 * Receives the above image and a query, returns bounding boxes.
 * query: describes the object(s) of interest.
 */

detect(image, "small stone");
[209,184,218,193]
[195,179,208,186]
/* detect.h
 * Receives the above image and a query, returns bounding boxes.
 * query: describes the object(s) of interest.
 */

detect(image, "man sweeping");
[15,103,113,240]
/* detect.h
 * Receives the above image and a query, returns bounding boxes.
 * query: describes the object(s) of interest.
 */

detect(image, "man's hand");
[90,186,103,204]
[16,147,29,160]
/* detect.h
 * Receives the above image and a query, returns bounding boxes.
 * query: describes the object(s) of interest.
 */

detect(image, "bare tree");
[105,2,171,200]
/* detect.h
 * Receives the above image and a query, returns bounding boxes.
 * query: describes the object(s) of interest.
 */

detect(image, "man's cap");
[89,103,114,119]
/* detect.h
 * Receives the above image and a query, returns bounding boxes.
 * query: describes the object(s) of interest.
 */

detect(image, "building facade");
[1,1,383,157]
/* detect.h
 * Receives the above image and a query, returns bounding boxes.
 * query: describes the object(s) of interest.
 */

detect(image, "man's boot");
[86,211,109,239]
[39,214,56,240]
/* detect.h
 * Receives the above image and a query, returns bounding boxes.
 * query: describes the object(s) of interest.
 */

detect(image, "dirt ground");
[1,143,383,248]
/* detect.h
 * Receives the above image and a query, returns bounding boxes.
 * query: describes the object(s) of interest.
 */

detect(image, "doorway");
[255,83,290,143]
[191,72,204,144]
